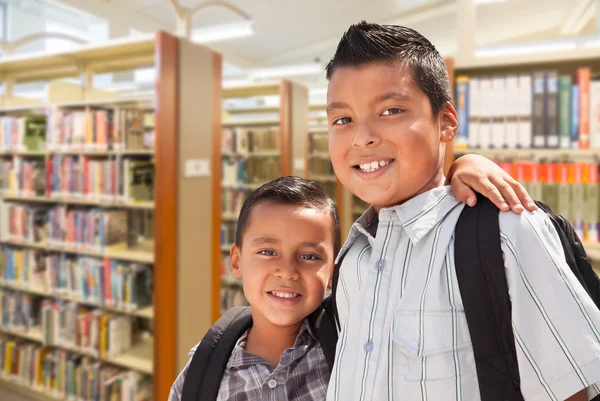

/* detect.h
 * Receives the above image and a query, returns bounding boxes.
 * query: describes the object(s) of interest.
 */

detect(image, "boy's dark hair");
[235,176,341,257]
[326,21,451,116]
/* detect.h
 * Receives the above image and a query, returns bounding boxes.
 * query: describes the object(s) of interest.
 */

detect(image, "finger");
[489,175,524,213]
[475,177,511,211]
[505,177,537,211]
[450,176,477,207]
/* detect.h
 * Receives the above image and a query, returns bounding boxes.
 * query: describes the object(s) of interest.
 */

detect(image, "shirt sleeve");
[499,210,600,401]
[167,343,200,401]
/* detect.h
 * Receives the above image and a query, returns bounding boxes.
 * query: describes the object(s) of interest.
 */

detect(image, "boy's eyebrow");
[302,242,327,253]
[375,91,410,103]
[252,237,279,245]
[326,101,350,113]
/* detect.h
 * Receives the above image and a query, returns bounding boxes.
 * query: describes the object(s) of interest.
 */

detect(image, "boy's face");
[230,201,334,330]
[326,62,457,209]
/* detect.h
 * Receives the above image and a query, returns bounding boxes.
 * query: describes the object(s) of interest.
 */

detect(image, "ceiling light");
[249,62,323,80]
[476,40,577,58]
[191,20,254,43]
[310,87,327,96]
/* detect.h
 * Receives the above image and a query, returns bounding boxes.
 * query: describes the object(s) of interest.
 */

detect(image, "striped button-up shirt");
[169,319,329,401]
[327,185,600,401]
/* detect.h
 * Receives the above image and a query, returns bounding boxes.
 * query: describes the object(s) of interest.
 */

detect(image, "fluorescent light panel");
[249,62,323,79]
[476,40,577,58]
[192,20,254,43]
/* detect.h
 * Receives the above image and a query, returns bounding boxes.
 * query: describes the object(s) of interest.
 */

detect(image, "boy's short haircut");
[235,176,341,257]
[325,21,452,116]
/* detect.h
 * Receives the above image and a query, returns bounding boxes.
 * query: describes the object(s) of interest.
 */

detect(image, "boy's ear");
[439,102,458,143]
[230,244,242,279]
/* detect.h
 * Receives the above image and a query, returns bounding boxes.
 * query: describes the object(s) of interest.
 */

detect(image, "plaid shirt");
[168,319,330,401]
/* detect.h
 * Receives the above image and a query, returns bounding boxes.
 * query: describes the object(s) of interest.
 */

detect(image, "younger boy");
[171,176,339,400]
[325,22,600,401]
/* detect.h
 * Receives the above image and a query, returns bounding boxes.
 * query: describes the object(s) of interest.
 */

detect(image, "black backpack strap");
[180,306,253,401]
[317,250,350,374]
[534,200,600,310]
[309,296,337,372]
[454,195,523,401]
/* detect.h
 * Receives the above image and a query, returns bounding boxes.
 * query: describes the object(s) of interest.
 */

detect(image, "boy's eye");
[332,117,352,126]
[259,249,277,256]
[381,108,402,116]
[300,254,320,261]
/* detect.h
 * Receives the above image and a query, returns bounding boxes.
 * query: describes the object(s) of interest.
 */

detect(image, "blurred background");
[0,0,597,400]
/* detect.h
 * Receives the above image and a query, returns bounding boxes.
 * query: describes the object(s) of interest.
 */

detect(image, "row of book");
[220,286,247,314]
[222,158,280,187]
[41,299,134,359]
[43,255,152,311]
[309,158,335,176]
[309,133,328,153]
[220,222,236,248]
[0,336,151,401]
[222,127,280,155]
[454,67,599,150]
[47,108,154,152]
[0,291,37,330]
[495,160,599,243]
[3,204,129,251]
[0,247,152,311]
[0,156,155,202]
[0,290,137,360]
[222,189,249,217]
[0,115,46,152]
[315,181,336,203]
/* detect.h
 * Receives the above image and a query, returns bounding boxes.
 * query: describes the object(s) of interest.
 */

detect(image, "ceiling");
[52,0,597,89]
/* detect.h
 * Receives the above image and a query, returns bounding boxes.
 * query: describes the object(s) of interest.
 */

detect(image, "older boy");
[326,22,600,401]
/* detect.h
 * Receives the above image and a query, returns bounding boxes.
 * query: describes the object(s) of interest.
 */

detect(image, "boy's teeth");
[271,291,299,299]
[359,160,389,172]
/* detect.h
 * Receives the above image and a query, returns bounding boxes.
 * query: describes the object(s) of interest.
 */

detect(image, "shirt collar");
[226,319,316,371]
[336,186,460,263]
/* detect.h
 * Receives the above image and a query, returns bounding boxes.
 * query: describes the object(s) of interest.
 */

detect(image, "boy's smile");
[326,62,457,210]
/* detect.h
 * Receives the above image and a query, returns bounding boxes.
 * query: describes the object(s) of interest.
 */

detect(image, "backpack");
[180,298,338,401]
[453,194,600,401]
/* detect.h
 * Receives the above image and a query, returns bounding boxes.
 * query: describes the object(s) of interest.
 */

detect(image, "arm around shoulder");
[499,210,600,400]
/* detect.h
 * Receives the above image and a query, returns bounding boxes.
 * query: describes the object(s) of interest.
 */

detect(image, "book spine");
[578,67,591,149]
[455,76,469,149]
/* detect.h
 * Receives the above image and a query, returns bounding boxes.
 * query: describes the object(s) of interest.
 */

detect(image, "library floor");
[0,385,32,401]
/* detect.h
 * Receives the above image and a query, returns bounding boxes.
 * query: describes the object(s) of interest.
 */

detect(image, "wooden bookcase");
[0,31,223,401]
[216,80,308,317]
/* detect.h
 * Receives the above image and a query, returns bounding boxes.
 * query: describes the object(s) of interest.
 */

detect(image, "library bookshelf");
[218,80,308,316]
[0,31,223,401]
[450,50,600,263]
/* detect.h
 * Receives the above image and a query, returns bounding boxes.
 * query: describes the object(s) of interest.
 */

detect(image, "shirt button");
[376,260,385,271]
[364,341,374,353]
[268,379,277,389]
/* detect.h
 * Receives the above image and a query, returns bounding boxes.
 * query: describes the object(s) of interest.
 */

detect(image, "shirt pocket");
[391,309,473,382]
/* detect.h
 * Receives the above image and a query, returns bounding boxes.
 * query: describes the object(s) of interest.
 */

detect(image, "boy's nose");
[274,264,300,280]
[352,122,381,148]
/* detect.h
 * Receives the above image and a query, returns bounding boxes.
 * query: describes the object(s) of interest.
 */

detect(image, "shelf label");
[185,159,210,177]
